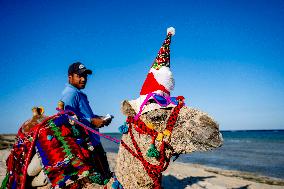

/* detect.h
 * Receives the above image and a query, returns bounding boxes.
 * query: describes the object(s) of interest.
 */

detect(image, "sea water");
[100,130,284,179]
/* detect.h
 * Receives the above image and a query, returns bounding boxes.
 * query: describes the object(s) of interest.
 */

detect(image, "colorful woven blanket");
[2,114,107,189]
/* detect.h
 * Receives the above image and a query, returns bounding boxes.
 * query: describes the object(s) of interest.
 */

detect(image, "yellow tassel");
[163,129,171,136]
[146,123,154,130]
[156,133,164,141]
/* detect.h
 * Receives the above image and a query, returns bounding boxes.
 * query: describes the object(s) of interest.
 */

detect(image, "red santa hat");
[140,27,175,96]
[129,27,176,114]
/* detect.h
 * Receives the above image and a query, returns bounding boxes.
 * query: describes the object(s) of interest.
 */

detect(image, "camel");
[100,100,223,189]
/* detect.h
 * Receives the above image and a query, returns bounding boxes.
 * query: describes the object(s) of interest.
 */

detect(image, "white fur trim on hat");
[150,67,175,91]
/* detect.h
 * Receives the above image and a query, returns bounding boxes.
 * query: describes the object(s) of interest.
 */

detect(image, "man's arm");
[62,88,112,128]
[61,89,96,126]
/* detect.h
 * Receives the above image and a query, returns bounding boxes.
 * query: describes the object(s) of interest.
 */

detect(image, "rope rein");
[55,103,183,189]
[56,108,121,144]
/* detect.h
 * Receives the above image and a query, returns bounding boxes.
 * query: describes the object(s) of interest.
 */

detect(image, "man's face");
[68,73,88,89]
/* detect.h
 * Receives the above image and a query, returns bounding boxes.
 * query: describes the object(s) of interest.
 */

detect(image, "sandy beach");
[1,134,284,189]
[1,151,284,189]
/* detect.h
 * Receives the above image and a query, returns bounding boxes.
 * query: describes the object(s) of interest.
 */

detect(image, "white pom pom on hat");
[167,27,175,36]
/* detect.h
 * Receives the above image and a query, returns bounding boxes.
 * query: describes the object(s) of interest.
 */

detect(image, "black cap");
[68,62,92,75]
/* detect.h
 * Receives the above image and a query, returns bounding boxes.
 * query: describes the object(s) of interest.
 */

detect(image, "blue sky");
[0,0,283,133]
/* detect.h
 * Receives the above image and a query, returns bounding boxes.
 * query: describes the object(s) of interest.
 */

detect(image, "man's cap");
[68,62,92,75]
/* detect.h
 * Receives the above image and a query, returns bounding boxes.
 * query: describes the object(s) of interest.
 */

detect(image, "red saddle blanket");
[3,114,109,189]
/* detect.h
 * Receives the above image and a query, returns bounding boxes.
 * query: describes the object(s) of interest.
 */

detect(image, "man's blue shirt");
[61,84,100,146]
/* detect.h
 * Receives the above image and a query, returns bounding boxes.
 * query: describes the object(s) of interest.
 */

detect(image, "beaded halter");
[120,101,184,189]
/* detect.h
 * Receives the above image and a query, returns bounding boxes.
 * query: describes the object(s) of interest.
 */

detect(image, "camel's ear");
[121,100,136,117]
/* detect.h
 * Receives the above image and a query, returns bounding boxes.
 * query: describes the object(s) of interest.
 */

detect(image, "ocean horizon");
[1,129,284,135]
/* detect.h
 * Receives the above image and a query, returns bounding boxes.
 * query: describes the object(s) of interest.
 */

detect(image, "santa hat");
[129,27,176,114]
[140,27,175,96]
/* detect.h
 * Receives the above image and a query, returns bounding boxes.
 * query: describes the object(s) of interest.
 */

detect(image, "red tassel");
[61,125,71,136]
[151,136,156,144]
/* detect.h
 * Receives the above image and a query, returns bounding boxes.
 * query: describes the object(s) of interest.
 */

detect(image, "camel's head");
[120,27,222,155]
[121,100,223,154]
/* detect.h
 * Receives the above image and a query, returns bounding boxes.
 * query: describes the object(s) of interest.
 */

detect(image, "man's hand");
[104,118,112,126]
[103,114,114,126]
[91,117,106,128]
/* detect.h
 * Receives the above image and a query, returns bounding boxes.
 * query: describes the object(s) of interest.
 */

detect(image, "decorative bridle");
[120,102,184,189]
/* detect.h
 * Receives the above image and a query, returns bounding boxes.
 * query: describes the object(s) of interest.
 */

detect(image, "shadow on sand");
[162,175,215,189]
[231,185,251,189]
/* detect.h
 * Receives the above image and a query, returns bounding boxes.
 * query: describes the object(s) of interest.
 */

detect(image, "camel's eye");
[148,99,157,104]
[161,107,173,111]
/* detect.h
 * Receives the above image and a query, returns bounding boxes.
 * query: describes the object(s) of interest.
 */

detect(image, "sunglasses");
[134,93,179,120]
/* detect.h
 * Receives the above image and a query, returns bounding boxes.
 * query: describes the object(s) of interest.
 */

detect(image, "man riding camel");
[1,62,114,188]
[61,62,113,180]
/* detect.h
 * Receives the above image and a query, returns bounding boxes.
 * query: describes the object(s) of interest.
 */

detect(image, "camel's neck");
[115,105,184,188]
[115,122,171,189]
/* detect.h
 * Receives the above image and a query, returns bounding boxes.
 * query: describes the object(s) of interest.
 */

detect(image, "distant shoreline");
[221,129,284,132]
